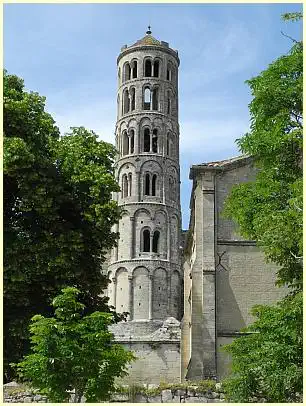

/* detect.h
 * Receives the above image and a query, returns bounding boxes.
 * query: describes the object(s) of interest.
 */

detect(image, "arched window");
[167,133,173,156]
[145,173,150,195]
[172,178,176,200]
[123,89,129,114]
[130,88,135,111]
[152,230,160,253]
[153,60,159,77]
[152,88,158,111]
[123,131,129,155]
[132,60,138,78]
[166,135,170,156]
[145,59,152,77]
[122,175,128,197]
[152,129,158,153]
[167,67,171,81]
[169,176,174,199]
[117,95,120,116]
[130,130,135,154]
[143,229,150,252]
[143,128,150,152]
[124,63,131,82]
[152,174,157,196]
[116,133,120,152]
[167,91,171,115]
[144,87,151,110]
[118,67,121,84]
[144,173,158,197]
[167,63,173,81]
[128,173,132,196]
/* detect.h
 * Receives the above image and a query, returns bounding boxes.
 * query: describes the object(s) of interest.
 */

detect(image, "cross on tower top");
[146,25,152,35]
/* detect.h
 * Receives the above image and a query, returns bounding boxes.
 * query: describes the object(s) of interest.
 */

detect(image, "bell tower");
[107,28,182,383]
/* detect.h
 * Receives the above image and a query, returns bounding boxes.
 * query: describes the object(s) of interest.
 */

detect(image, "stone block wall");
[111,318,182,384]
[215,161,286,378]
[4,382,226,403]
[119,342,181,384]
[216,162,255,241]
[111,387,225,403]
[216,245,283,333]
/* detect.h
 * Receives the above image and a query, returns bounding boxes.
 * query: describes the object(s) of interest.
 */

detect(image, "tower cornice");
[116,111,179,125]
[117,45,180,66]
[118,77,178,94]
[115,154,180,168]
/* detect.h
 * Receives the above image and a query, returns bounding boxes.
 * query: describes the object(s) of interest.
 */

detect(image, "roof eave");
[189,155,253,179]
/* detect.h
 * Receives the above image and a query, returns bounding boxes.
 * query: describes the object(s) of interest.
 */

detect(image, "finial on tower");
[146,25,152,35]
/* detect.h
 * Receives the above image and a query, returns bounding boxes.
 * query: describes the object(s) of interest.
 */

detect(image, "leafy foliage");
[224,33,303,290]
[223,293,303,402]
[282,12,303,22]
[15,287,136,403]
[223,15,303,403]
[4,71,122,381]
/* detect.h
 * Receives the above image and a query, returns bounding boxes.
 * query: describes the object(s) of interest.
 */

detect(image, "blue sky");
[4,3,303,229]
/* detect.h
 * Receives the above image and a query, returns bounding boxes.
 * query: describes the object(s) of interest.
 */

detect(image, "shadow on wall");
[216,258,246,334]
[215,248,252,379]
[185,282,213,381]
[186,255,245,381]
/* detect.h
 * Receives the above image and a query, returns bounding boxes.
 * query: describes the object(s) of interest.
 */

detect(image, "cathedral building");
[181,156,285,380]
[104,29,285,384]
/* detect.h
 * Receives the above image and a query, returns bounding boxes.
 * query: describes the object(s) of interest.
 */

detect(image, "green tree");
[4,71,122,381]
[223,14,303,402]
[223,292,303,402]
[15,287,136,403]
[224,18,303,290]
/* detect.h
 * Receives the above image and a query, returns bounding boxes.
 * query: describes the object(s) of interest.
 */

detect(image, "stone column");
[136,126,140,153]
[112,277,117,311]
[148,274,153,320]
[150,129,153,153]
[167,219,171,259]
[115,223,119,261]
[128,135,131,154]
[201,173,216,377]
[136,171,141,201]
[130,216,135,258]
[167,273,171,314]
[128,275,133,321]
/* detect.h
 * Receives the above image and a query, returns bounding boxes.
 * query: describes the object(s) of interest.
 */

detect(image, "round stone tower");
[107,28,182,383]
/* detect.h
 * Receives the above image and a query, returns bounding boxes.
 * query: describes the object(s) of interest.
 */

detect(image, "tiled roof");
[198,155,250,168]
[132,34,161,47]
[189,155,252,179]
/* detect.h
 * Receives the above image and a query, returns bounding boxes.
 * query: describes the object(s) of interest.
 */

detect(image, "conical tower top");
[118,28,179,63]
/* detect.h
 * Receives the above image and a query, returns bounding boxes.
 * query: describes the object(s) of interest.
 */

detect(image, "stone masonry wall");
[215,161,286,378]
[111,317,181,384]
[118,342,181,384]
[4,382,226,403]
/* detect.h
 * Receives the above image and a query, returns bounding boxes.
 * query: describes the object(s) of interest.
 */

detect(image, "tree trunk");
[73,390,83,403]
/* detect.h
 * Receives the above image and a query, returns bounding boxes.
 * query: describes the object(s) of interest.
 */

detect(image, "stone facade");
[181,156,286,380]
[106,29,183,384]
